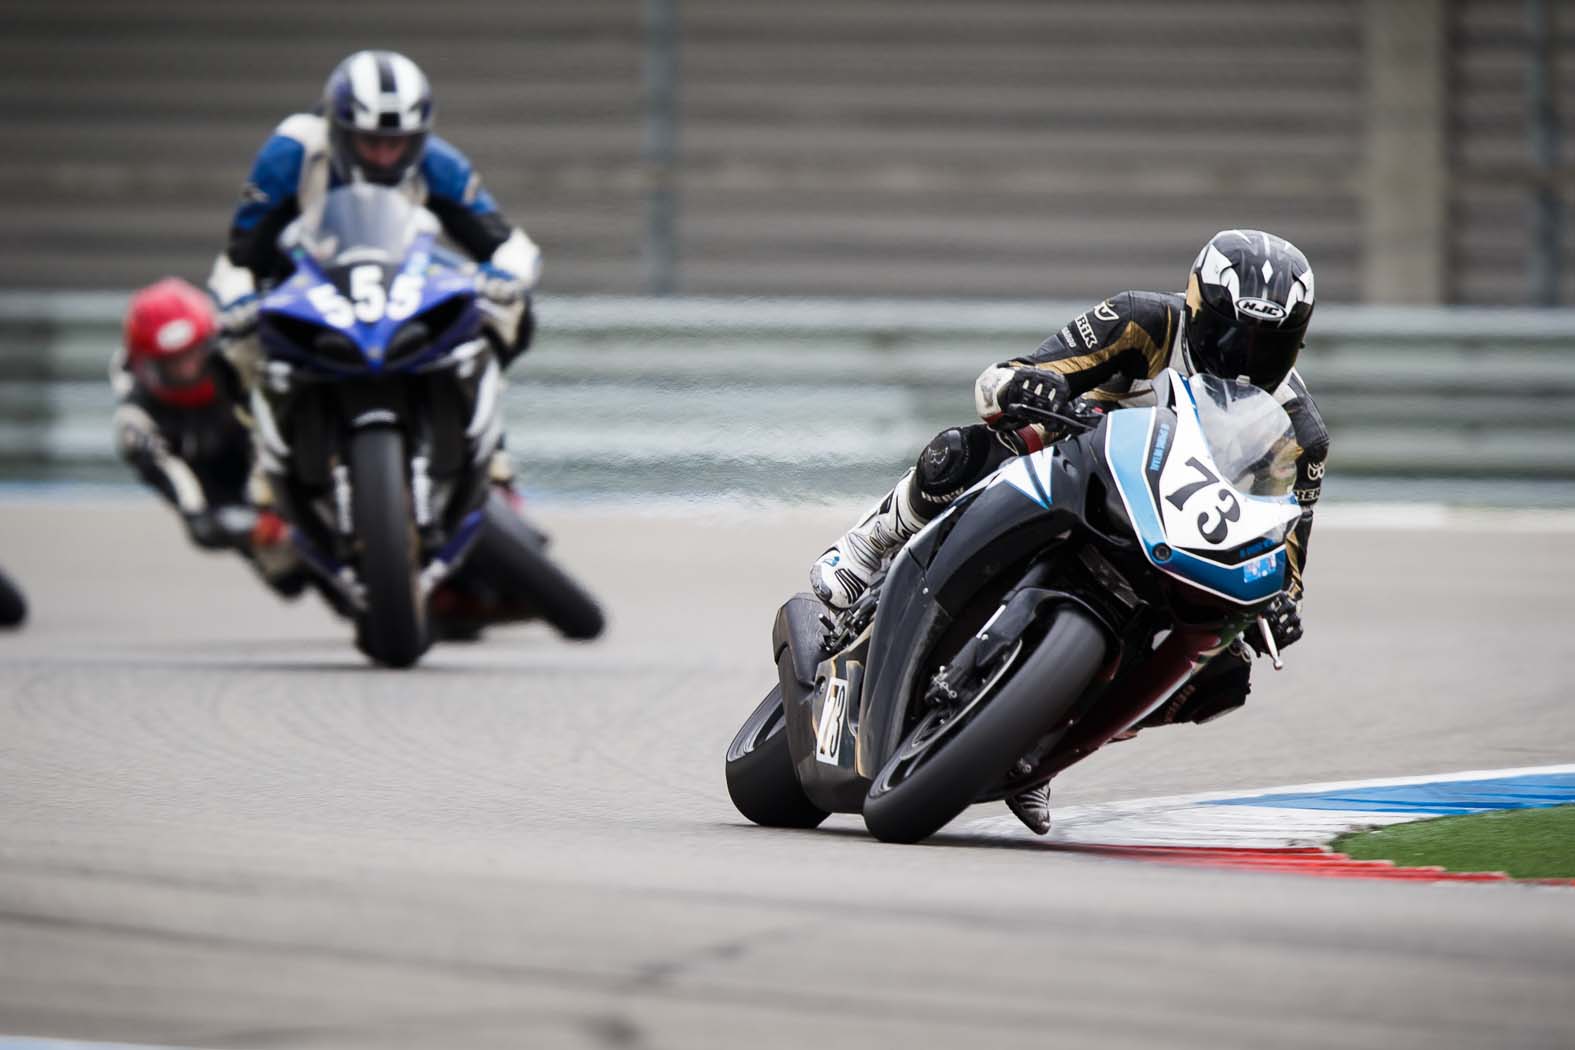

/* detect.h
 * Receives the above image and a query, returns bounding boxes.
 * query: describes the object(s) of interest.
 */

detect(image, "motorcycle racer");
[207,49,540,498]
[112,278,303,593]
[808,230,1331,834]
[210,50,538,369]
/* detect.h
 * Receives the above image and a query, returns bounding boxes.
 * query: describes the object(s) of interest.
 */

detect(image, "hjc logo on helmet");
[1234,297,1289,323]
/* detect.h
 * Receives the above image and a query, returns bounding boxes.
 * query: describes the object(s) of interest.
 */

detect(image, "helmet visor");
[148,344,211,391]
[353,132,417,171]
[1189,302,1304,392]
[336,126,427,185]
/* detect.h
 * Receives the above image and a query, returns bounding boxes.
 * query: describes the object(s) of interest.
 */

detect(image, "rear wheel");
[862,607,1107,844]
[349,427,427,668]
[726,684,830,829]
[468,492,605,640]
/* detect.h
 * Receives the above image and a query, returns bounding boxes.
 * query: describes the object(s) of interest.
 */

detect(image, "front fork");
[271,408,479,612]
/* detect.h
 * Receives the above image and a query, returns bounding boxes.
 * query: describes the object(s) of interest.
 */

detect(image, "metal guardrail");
[3,293,1575,503]
[11,291,1575,339]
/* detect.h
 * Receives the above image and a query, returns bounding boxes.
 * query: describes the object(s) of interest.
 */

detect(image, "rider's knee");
[912,426,994,510]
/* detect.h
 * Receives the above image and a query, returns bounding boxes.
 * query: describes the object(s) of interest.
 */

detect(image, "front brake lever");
[1000,407,1097,435]
[1256,614,1284,671]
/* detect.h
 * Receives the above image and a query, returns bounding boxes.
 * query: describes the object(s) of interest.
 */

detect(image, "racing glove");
[476,263,529,306]
[1247,593,1303,655]
[475,263,535,369]
[991,368,1071,430]
[216,292,260,342]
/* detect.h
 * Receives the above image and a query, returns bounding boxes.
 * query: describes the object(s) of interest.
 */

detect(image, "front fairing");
[1102,374,1302,605]
[853,441,1095,781]
[259,234,478,373]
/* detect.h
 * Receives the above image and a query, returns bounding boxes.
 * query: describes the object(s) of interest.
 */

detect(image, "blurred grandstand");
[2,0,1573,501]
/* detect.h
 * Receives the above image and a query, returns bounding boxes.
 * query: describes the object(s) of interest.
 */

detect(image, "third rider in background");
[809,229,1331,835]
[113,278,303,595]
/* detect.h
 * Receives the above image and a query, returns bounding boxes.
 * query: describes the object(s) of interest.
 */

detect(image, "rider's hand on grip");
[476,263,528,305]
[992,368,1070,430]
[217,293,260,341]
[1248,594,1303,655]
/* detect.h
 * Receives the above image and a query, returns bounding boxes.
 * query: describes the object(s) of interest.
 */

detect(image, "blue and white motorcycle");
[254,185,602,667]
[726,369,1303,842]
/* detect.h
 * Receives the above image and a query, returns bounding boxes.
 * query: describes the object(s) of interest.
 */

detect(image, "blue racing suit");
[207,113,540,367]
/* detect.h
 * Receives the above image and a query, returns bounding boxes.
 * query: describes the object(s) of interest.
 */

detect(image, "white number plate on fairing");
[1155,402,1296,552]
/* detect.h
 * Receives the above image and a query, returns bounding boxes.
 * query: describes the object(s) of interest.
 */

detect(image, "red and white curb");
[960,763,1575,884]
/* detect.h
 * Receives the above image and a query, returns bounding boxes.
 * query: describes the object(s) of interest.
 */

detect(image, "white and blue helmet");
[323,50,434,186]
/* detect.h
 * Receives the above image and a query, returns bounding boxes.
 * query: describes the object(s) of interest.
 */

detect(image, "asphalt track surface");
[1,497,1573,1050]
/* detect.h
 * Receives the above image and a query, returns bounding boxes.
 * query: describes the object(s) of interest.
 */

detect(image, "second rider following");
[208,49,539,493]
[809,229,1331,834]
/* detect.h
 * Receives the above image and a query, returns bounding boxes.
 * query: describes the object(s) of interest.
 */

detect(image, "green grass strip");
[1332,805,1575,879]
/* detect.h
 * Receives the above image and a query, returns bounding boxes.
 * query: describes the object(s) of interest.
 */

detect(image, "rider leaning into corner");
[809,229,1331,836]
[113,277,306,595]
[206,48,541,497]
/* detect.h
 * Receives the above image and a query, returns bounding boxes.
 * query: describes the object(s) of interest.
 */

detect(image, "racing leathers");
[207,113,542,388]
[111,356,303,591]
[814,289,1330,731]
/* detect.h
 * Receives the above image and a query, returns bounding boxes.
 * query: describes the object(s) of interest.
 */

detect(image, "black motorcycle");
[0,565,25,628]
[254,185,603,667]
[726,370,1304,842]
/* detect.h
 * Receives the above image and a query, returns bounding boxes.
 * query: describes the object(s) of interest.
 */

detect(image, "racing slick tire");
[349,426,428,668]
[726,684,830,829]
[862,607,1107,844]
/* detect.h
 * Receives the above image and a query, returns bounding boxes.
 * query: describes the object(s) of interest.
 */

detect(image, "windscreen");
[298,185,424,268]
[1189,374,1299,497]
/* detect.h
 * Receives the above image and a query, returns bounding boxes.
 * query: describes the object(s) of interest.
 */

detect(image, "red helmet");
[123,278,218,407]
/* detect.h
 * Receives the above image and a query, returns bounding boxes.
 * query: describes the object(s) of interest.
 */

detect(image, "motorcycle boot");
[811,469,925,610]
[1006,783,1052,835]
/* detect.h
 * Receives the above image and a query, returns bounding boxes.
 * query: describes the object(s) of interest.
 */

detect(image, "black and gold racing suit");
[904,290,1330,726]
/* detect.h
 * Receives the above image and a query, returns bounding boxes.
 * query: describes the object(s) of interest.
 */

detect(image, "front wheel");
[726,684,829,829]
[862,607,1108,844]
[349,427,427,668]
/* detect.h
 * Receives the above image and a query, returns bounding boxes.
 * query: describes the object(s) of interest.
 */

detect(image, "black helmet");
[323,50,433,186]
[1183,229,1315,392]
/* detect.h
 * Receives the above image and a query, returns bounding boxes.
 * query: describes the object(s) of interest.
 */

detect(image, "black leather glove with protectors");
[1247,593,1303,656]
[990,368,1071,430]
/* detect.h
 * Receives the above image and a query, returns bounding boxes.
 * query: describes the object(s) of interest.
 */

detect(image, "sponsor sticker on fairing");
[1242,549,1283,582]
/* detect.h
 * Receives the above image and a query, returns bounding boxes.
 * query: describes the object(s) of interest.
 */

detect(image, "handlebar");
[994,399,1106,436]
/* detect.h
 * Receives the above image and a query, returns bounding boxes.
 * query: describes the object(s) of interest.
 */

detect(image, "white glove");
[476,263,528,305]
